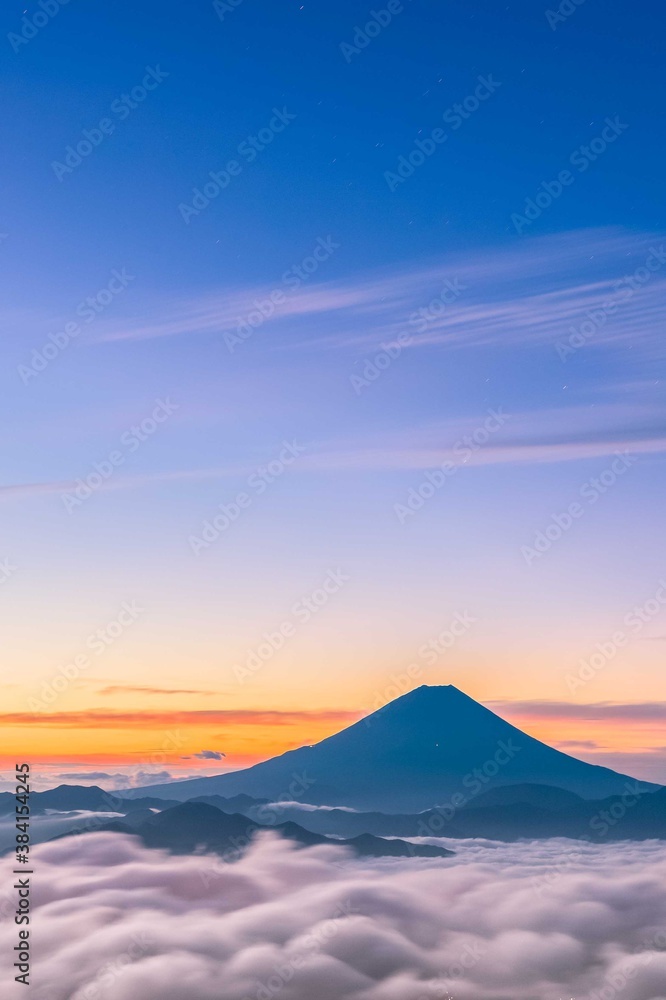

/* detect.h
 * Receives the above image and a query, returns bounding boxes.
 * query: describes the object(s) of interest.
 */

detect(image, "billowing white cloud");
[1,833,665,1000]
[263,800,360,813]
[128,770,175,787]
[0,811,124,855]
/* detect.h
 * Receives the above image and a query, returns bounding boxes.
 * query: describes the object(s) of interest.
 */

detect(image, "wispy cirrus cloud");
[490,699,666,722]
[301,431,666,474]
[299,397,666,472]
[1,227,644,352]
[55,771,122,781]
[73,226,666,362]
[0,708,360,729]
[2,398,666,503]
[0,462,255,501]
[491,702,666,781]
[575,747,666,784]
[554,739,604,750]
[3,226,665,506]
[97,685,216,697]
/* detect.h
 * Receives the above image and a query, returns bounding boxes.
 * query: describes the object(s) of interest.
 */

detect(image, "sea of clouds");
[1,832,665,1000]
[0,811,125,855]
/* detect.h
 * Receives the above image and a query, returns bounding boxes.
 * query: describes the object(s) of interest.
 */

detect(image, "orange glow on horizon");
[1,697,663,778]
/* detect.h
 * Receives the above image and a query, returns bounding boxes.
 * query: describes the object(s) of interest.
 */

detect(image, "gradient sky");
[1,0,665,789]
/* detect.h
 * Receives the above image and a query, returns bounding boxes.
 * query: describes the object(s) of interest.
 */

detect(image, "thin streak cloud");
[2,401,665,502]
[71,227,666,362]
[0,709,360,729]
[98,686,217,697]
[491,700,666,722]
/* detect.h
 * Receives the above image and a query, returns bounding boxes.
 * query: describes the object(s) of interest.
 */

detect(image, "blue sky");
[1,0,665,785]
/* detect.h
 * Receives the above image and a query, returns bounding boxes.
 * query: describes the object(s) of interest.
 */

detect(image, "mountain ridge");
[119,684,660,812]
[88,801,455,859]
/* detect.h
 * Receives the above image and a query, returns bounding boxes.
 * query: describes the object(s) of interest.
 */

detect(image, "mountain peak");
[367,682,496,731]
[399,683,478,703]
[402,682,467,699]
[124,684,658,811]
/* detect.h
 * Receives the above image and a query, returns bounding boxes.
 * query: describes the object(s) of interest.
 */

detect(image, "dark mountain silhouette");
[243,783,666,842]
[0,784,181,816]
[345,832,451,858]
[190,793,269,811]
[26,780,665,848]
[461,782,586,812]
[119,808,161,829]
[120,685,660,812]
[242,803,434,839]
[86,802,454,858]
[0,785,267,817]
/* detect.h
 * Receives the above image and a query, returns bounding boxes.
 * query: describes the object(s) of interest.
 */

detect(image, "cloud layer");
[83,226,666,360]
[1,833,665,1000]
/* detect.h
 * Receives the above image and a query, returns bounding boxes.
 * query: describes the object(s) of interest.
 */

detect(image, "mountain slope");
[121,685,659,812]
